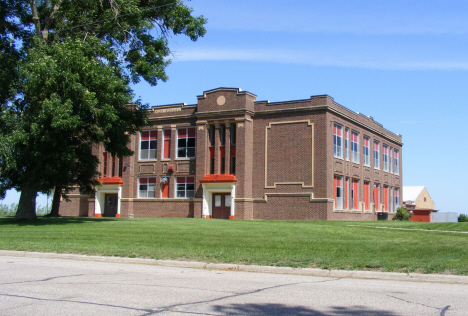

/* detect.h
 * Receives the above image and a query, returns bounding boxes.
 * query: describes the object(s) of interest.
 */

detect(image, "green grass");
[0,217,467,275]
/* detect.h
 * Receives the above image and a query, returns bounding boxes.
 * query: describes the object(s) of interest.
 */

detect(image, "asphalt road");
[0,254,467,315]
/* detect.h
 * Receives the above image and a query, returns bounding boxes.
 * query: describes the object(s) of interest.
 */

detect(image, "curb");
[1,250,467,285]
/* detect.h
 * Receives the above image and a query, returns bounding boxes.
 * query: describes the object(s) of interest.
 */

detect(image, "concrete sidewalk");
[1,249,467,285]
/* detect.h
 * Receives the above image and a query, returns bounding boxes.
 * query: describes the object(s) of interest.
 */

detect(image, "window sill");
[333,209,362,213]
[138,159,157,163]
[175,158,195,161]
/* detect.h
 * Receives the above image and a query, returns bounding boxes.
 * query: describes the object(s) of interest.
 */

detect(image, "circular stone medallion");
[217,96,226,106]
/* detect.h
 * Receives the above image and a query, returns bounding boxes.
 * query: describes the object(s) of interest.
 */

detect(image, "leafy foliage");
[393,206,413,221]
[0,0,206,219]
[459,214,468,222]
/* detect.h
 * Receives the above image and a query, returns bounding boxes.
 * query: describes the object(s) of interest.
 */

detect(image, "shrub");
[393,206,412,221]
[0,203,18,216]
[459,214,468,222]
[0,203,51,216]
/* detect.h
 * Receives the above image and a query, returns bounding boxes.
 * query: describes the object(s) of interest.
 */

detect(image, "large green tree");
[0,0,206,219]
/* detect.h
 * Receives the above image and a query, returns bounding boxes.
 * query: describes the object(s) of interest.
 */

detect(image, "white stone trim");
[202,182,236,218]
[95,184,122,216]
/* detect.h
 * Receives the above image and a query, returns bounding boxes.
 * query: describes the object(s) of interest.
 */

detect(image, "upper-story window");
[345,128,350,160]
[333,124,343,158]
[162,129,171,159]
[363,136,370,166]
[230,124,236,145]
[220,125,226,146]
[389,147,393,173]
[373,141,380,169]
[394,150,399,175]
[351,131,359,163]
[383,145,389,171]
[177,127,196,158]
[140,130,157,160]
[176,176,195,198]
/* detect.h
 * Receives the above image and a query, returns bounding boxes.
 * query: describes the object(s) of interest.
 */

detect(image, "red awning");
[199,174,237,183]
[98,177,123,185]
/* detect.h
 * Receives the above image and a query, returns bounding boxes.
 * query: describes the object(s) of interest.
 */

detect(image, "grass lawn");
[0,217,467,275]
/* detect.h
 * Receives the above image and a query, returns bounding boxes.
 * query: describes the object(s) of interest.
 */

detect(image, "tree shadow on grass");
[212,303,397,316]
[0,217,119,226]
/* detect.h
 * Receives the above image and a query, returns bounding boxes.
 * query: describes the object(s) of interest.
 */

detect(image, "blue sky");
[4,0,468,214]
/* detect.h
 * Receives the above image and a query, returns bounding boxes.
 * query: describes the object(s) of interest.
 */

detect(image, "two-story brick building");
[61,87,403,220]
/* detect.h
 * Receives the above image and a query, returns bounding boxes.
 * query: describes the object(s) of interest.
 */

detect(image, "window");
[364,181,370,211]
[139,178,156,198]
[111,155,115,176]
[390,186,394,212]
[345,177,350,209]
[383,145,389,171]
[162,129,171,159]
[374,183,380,209]
[334,124,343,158]
[230,124,236,145]
[345,128,350,160]
[176,176,195,198]
[363,136,370,166]
[103,152,108,176]
[230,157,236,174]
[394,188,400,207]
[351,179,359,210]
[394,150,399,175]
[118,157,123,177]
[209,125,215,147]
[177,127,196,158]
[334,176,343,209]
[140,130,157,160]
[220,125,226,146]
[230,124,236,174]
[383,185,389,211]
[351,131,359,163]
[389,147,393,173]
[373,141,380,169]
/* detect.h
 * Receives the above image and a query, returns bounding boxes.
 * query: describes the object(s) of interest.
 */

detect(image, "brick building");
[61,87,403,220]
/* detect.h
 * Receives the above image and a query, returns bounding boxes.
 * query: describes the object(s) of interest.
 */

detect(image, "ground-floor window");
[176,176,195,198]
[394,187,400,208]
[374,183,380,210]
[351,179,359,210]
[334,176,343,209]
[383,185,389,212]
[345,177,350,209]
[139,177,156,198]
[364,181,370,210]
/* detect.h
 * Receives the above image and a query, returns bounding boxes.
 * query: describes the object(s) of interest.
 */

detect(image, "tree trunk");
[15,184,38,220]
[48,186,62,217]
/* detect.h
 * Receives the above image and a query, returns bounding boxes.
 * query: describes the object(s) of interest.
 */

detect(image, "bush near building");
[393,206,412,221]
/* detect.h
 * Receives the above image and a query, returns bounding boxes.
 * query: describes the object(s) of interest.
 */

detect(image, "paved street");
[0,254,467,315]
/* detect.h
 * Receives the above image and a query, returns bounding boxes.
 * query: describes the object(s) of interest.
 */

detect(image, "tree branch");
[29,0,42,37]
[42,0,63,41]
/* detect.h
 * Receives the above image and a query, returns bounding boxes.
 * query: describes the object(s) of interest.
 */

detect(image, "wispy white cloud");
[173,48,468,71]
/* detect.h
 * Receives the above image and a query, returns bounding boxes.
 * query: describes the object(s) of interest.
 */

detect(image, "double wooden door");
[104,194,118,217]
[212,193,231,219]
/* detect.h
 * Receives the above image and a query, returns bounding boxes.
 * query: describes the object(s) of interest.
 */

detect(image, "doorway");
[212,193,231,219]
[104,194,118,217]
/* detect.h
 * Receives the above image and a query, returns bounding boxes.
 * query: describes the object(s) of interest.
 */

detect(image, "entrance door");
[104,194,118,217]
[212,193,231,219]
